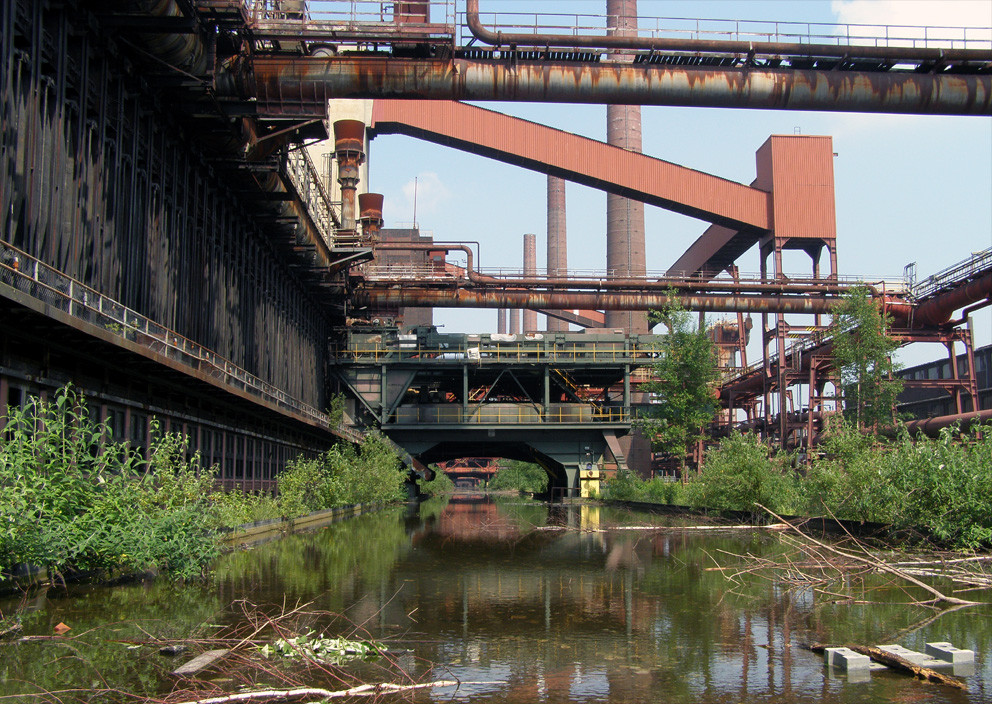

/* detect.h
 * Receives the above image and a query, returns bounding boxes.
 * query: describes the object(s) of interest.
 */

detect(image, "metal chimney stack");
[606,0,647,333]
[358,192,384,243]
[333,119,366,232]
[497,309,507,334]
[523,233,537,332]
[546,175,567,331]
[509,309,520,334]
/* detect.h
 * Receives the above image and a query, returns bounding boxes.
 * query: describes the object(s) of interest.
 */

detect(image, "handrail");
[911,247,992,301]
[284,146,339,244]
[464,0,992,60]
[0,240,362,443]
[333,341,658,364]
[388,404,630,425]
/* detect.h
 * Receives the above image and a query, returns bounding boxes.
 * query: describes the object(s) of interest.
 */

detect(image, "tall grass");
[1,386,409,583]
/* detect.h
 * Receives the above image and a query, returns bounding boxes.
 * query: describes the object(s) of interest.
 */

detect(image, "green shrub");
[685,432,796,515]
[276,433,406,518]
[487,461,549,492]
[0,386,219,581]
[419,469,456,496]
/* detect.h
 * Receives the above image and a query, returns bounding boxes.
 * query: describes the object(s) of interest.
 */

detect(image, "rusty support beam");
[231,57,992,116]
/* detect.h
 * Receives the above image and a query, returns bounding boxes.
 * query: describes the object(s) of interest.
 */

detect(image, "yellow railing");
[389,405,630,424]
[337,343,658,364]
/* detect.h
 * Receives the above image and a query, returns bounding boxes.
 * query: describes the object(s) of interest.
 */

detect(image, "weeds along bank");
[603,422,992,550]
[0,386,407,584]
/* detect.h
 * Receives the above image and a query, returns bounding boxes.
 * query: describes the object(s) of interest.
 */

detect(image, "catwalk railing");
[0,240,361,443]
[912,247,992,302]
[285,145,339,241]
[458,11,991,52]
[389,404,630,425]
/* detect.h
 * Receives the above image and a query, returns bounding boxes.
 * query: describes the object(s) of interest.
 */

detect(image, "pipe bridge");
[332,325,658,496]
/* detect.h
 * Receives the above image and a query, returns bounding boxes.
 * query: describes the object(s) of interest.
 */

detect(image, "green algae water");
[2,497,990,702]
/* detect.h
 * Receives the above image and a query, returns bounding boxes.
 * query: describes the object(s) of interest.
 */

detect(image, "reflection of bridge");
[1,0,989,493]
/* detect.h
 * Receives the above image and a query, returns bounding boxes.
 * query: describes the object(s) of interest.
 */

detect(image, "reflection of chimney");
[358,192,384,243]
[547,176,567,331]
[509,309,520,334]
[606,0,646,333]
[497,309,507,334]
[523,233,537,332]
[333,119,366,231]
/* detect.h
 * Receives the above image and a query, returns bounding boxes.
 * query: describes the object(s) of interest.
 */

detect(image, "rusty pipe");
[369,242,871,296]
[352,288,839,315]
[881,409,992,438]
[121,0,210,74]
[913,271,992,327]
[234,57,992,116]
[466,0,992,64]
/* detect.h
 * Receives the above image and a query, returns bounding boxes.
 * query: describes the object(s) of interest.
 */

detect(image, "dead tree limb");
[756,505,981,607]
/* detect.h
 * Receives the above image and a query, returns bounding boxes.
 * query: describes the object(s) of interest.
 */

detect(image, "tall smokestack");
[606,0,647,333]
[523,233,537,332]
[547,176,567,332]
[333,119,366,232]
[509,309,520,334]
[497,309,507,334]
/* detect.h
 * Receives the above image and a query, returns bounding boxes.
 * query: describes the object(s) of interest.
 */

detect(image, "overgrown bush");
[686,432,797,515]
[418,468,456,496]
[277,433,406,518]
[604,418,992,550]
[0,387,219,581]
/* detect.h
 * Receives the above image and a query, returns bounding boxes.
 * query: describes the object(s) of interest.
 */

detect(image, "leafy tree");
[488,460,548,492]
[639,295,720,470]
[830,285,903,431]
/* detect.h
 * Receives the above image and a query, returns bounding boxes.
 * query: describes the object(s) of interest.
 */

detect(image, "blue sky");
[365,1,992,368]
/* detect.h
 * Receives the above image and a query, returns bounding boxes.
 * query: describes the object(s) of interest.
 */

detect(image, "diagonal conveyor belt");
[369,99,772,234]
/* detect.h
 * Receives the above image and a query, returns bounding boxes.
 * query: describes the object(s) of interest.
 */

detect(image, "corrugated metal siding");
[761,135,837,239]
[372,100,772,231]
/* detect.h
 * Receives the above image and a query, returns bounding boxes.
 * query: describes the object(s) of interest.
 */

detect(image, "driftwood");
[168,680,462,704]
[807,643,967,690]
[757,505,980,606]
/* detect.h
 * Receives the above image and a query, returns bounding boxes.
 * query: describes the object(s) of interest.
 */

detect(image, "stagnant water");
[2,497,990,703]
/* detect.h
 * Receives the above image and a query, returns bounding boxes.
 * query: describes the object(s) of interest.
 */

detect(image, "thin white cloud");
[384,171,452,224]
[831,1,991,47]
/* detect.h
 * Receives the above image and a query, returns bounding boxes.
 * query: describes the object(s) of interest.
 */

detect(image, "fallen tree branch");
[756,505,981,606]
[806,643,967,690]
[167,680,462,704]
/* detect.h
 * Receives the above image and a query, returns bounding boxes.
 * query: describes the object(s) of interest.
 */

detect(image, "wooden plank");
[172,649,230,677]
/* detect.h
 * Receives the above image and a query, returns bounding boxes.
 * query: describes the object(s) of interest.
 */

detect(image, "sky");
[362,0,992,369]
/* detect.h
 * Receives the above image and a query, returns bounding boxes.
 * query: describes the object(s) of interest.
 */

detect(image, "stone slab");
[825,647,871,672]
[926,641,975,665]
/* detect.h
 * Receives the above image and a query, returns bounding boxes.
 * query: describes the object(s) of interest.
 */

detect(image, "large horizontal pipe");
[913,271,992,326]
[233,57,992,116]
[371,242,861,295]
[882,409,992,438]
[467,0,992,65]
[353,288,839,315]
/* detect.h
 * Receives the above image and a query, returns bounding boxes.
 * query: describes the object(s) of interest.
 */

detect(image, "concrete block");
[877,644,930,666]
[926,642,975,665]
[825,647,871,672]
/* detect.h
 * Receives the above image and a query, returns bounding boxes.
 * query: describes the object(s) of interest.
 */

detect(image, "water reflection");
[2,497,990,703]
